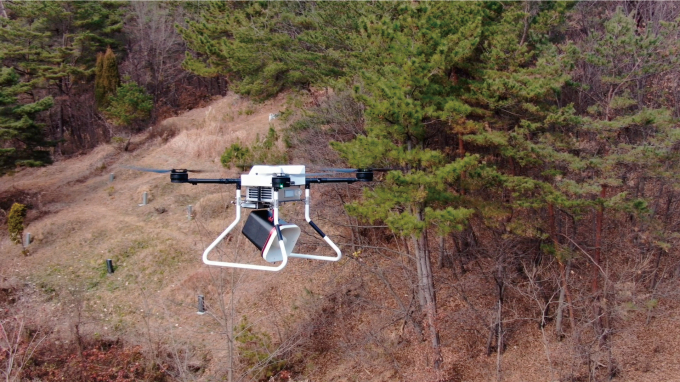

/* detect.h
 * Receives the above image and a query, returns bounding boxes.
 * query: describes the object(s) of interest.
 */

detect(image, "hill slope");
[2,93,680,382]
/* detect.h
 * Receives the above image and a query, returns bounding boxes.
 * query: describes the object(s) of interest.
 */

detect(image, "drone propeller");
[305,172,340,176]
[320,167,394,173]
[122,166,207,173]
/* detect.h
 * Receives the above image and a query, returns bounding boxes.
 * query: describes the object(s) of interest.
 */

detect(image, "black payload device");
[242,210,300,263]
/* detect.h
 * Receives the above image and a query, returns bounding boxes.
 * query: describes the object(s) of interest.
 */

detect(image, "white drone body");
[241,165,306,209]
[170,165,374,271]
[241,165,306,186]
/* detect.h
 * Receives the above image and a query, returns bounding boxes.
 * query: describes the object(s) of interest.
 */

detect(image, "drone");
[128,165,383,271]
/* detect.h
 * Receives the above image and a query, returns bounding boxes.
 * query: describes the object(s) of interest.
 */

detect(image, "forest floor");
[2,93,680,382]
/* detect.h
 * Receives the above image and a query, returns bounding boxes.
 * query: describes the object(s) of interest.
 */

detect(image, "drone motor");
[170,169,189,183]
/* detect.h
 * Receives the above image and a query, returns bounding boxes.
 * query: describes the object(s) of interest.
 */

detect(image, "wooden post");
[197,295,205,315]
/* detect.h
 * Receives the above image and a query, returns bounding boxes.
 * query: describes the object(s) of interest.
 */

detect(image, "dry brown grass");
[159,92,288,163]
[0,92,363,382]
[2,91,680,382]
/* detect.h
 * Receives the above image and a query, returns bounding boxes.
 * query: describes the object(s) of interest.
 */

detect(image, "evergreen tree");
[0,1,124,90]
[546,8,680,331]
[94,52,105,106]
[0,67,54,174]
[333,2,574,364]
[333,2,489,368]
[7,202,27,246]
[95,47,120,108]
[0,0,125,152]
[104,80,152,127]
[178,1,382,99]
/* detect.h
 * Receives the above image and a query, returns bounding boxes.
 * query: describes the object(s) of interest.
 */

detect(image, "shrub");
[104,80,153,127]
[234,316,286,380]
[8,202,27,245]
[220,127,287,170]
[220,142,252,169]
[95,47,120,108]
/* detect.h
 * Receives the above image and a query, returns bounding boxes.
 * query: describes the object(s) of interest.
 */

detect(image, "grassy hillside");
[2,93,680,382]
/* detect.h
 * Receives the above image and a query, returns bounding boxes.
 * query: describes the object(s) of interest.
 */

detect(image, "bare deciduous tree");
[125,2,189,104]
[0,314,48,382]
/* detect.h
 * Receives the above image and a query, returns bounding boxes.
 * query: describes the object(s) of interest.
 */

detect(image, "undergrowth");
[221,127,287,169]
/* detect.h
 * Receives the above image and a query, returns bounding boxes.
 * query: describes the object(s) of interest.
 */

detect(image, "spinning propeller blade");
[320,167,394,173]
[304,172,339,176]
[123,166,206,173]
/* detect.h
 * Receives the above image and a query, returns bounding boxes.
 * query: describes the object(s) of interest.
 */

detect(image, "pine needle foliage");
[234,315,286,380]
[334,1,573,238]
[0,1,125,155]
[103,80,152,127]
[0,1,124,86]
[0,67,55,174]
[331,2,575,367]
[95,47,121,108]
[178,1,382,100]
[221,128,287,169]
[8,202,27,245]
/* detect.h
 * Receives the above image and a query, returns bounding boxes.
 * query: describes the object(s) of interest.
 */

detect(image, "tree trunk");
[593,185,606,340]
[0,0,7,18]
[412,212,442,369]
[556,261,575,339]
[458,135,466,195]
[438,235,452,269]
[487,280,504,358]
[651,190,675,290]
[549,204,574,338]
[496,299,503,382]
[593,186,605,292]
[548,204,563,336]
[555,272,566,337]
[57,104,65,156]
[564,261,575,332]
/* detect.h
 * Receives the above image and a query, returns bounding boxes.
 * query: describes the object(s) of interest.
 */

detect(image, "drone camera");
[170,169,189,183]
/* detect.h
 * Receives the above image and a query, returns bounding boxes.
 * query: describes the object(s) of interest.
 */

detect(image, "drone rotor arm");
[169,169,240,185]
[123,166,171,173]
[186,178,240,185]
[305,177,359,185]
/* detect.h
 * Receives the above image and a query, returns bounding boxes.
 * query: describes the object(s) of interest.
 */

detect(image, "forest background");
[2,1,680,381]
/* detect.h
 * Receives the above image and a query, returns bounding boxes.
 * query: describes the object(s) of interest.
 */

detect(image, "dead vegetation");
[0,92,680,382]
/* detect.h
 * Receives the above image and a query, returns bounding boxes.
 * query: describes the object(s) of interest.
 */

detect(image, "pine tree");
[333,3,492,368]
[0,2,123,89]
[0,1,125,152]
[178,1,380,99]
[7,202,27,246]
[95,47,120,108]
[549,8,680,335]
[332,1,576,364]
[104,80,152,127]
[94,52,106,107]
[0,67,54,174]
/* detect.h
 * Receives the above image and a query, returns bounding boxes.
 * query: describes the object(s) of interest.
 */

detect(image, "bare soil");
[2,92,680,382]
